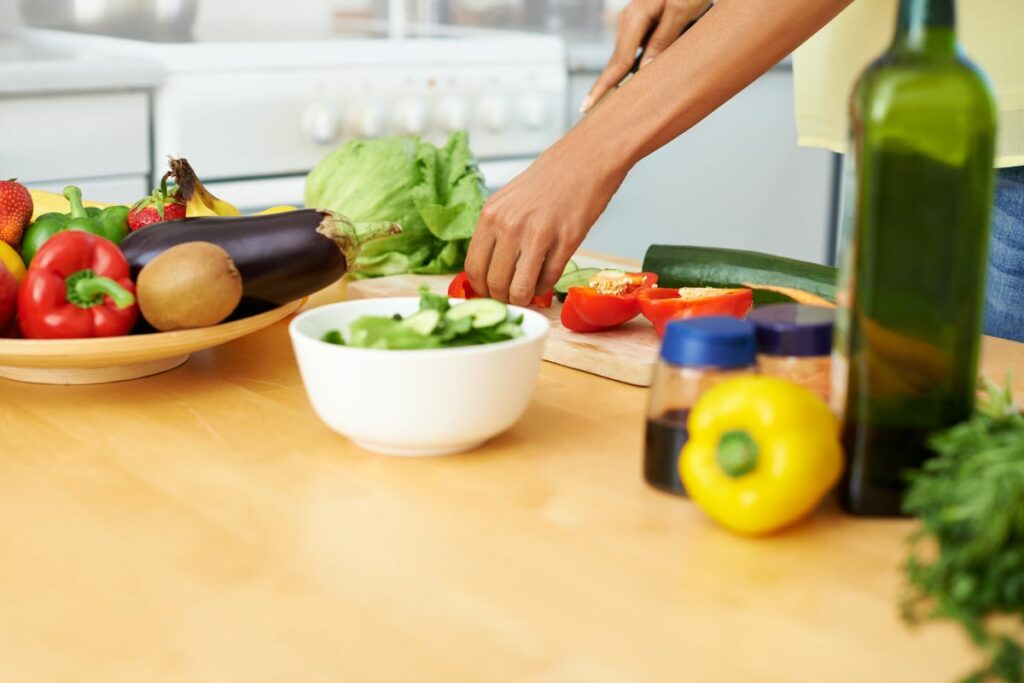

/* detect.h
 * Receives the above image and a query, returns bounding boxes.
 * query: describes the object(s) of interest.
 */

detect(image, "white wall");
[574,69,835,264]
[0,0,19,24]
[195,0,371,33]
[196,0,336,30]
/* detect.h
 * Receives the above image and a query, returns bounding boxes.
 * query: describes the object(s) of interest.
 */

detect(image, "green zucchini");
[642,245,838,307]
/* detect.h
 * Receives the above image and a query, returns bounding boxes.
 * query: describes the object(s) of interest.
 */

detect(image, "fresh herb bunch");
[903,379,1024,683]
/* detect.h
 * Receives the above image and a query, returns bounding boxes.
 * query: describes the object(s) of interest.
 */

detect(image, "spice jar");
[748,304,834,402]
[644,317,756,496]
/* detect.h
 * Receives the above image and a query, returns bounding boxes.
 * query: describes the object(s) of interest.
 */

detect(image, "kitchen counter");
[0,33,162,96]
[1,302,1022,680]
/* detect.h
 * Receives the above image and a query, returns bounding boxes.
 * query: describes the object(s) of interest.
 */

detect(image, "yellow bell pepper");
[680,376,843,536]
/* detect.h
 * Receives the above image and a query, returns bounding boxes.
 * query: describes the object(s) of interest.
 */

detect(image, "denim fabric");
[835,162,1024,342]
[985,167,1024,342]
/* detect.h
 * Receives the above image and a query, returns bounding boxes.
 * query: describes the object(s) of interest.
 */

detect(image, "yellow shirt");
[793,0,1024,168]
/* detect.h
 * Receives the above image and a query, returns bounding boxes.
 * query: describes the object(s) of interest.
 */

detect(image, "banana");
[29,189,112,221]
[168,158,242,218]
[256,205,299,215]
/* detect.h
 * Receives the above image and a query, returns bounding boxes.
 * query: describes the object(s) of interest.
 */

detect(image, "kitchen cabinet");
[0,90,152,204]
[571,68,836,264]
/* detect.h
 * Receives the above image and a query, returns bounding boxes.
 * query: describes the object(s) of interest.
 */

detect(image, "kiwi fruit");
[137,242,243,332]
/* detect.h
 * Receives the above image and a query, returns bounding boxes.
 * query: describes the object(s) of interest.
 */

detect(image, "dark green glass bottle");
[835,0,997,516]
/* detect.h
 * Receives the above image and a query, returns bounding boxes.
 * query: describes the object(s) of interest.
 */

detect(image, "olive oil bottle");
[834,0,997,516]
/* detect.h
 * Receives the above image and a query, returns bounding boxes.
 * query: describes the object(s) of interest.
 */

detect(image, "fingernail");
[579,93,595,114]
[640,57,653,68]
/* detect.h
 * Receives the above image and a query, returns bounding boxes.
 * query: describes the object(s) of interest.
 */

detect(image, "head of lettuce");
[304,132,486,277]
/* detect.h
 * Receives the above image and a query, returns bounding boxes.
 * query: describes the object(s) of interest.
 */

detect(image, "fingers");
[485,233,520,303]
[641,1,691,65]
[641,0,711,67]
[536,244,577,295]
[508,236,555,307]
[465,207,497,297]
[581,1,655,113]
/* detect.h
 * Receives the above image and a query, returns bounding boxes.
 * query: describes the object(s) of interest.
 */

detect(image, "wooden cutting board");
[345,256,661,386]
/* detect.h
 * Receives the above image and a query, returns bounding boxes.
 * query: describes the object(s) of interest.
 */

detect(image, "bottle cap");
[748,303,834,357]
[660,317,756,368]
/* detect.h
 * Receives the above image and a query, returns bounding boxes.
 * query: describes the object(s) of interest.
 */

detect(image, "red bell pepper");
[18,231,138,340]
[560,271,658,333]
[638,287,753,337]
[447,271,554,308]
[0,264,16,336]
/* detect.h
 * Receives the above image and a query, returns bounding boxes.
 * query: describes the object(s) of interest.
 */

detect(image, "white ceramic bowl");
[289,297,550,456]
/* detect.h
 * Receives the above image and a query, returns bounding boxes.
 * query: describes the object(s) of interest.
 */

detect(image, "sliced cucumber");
[401,309,442,335]
[554,267,604,295]
[553,266,611,300]
[562,260,579,275]
[495,321,524,339]
[445,298,509,329]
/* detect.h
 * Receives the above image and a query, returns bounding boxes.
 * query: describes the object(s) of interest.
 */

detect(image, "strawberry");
[128,176,186,232]
[0,179,33,246]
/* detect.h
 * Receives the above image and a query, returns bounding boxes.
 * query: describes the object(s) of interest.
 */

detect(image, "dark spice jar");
[643,317,756,496]
[748,303,834,403]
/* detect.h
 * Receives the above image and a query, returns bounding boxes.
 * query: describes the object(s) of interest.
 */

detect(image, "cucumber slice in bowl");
[444,298,509,329]
[400,309,442,335]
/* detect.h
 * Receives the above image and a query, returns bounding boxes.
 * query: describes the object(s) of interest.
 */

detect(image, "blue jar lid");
[748,303,834,357]
[660,317,756,368]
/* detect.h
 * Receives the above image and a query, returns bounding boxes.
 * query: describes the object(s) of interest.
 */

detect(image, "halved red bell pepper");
[447,271,553,308]
[560,271,658,332]
[638,286,753,337]
[18,231,138,340]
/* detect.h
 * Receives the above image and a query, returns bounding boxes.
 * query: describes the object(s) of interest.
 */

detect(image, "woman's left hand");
[465,138,628,306]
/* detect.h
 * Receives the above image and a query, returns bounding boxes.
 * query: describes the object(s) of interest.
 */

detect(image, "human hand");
[580,0,712,113]
[465,139,628,306]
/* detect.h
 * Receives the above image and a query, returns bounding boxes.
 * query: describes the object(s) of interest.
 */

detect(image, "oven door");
[203,159,533,215]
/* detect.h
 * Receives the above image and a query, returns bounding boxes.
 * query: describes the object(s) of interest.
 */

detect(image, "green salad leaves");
[903,379,1024,683]
[321,287,525,350]
[304,132,486,277]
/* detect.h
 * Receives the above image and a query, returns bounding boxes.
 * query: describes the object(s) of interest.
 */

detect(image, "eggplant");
[120,210,399,307]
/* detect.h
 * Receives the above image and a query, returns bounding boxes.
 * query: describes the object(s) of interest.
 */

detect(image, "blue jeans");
[985,167,1024,342]
[837,163,1024,342]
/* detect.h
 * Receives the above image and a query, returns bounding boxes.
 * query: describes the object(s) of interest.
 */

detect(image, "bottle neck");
[892,0,957,56]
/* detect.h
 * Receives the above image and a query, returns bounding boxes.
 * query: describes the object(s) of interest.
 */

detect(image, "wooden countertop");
[1,308,1021,682]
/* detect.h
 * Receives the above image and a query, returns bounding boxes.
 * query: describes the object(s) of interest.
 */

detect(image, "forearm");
[575,0,854,173]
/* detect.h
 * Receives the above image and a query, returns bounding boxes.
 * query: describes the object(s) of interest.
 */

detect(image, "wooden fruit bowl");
[0,299,303,385]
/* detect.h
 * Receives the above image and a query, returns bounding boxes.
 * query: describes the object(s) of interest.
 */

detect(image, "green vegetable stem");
[903,378,1024,683]
[20,186,130,264]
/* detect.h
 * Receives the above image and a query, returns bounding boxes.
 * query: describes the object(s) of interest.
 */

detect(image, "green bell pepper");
[21,186,130,264]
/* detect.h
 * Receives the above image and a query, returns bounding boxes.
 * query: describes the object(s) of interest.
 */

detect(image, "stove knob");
[436,98,468,132]
[477,97,508,132]
[394,101,429,135]
[348,104,383,138]
[518,95,547,130]
[303,103,338,145]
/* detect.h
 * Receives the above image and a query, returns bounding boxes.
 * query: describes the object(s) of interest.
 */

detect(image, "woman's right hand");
[581,0,712,114]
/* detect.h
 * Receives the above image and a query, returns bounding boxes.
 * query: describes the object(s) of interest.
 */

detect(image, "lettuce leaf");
[304,132,486,276]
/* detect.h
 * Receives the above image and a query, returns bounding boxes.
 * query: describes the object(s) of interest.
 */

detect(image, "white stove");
[24,22,568,211]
